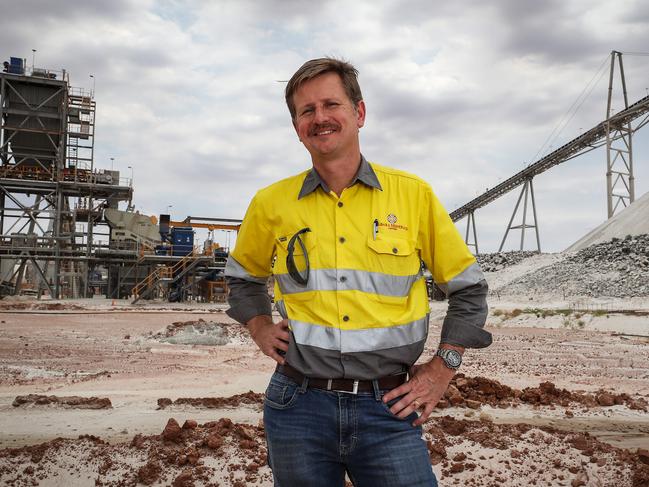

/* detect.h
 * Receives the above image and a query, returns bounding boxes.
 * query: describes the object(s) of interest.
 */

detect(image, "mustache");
[309,123,340,136]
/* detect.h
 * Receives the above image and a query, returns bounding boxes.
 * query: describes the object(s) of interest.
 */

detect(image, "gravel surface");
[477,251,540,272]
[496,234,649,298]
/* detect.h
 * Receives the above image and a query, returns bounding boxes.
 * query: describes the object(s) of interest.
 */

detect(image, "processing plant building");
[0,56,237,302]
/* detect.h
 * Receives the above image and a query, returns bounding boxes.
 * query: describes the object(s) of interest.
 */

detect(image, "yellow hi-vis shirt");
[227,160,486,379]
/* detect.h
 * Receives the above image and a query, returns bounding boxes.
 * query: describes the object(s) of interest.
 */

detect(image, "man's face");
[292,72,365,160]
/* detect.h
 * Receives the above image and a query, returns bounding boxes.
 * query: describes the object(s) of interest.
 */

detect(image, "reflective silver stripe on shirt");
[289,315,428,353]
[224,255,268,284]
[275,268,422,297]
[436,262,485,296]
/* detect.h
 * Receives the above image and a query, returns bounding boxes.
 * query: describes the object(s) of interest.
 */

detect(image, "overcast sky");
[3,0,648,252]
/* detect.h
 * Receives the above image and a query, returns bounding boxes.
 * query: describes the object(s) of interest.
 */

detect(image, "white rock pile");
[495,234,649,298]
[477,251,539,272]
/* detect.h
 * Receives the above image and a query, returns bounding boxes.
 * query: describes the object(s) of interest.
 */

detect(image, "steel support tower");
[0,59,132,298]
[606,50,635,217]
[498,178,541,252]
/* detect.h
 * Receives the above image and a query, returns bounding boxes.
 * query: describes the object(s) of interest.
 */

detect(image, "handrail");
[130,251,202,303]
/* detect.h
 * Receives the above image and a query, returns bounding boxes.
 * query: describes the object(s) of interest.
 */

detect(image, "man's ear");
[356,100,366,128]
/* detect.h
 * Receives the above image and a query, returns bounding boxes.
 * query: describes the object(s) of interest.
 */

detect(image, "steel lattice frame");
[0,68,132,298]
[606,51,635,218]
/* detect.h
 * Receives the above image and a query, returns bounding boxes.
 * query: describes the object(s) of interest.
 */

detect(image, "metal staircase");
[130,252,209,303]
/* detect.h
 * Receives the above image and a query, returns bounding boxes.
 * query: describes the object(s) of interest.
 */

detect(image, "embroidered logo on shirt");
[379,213,408,231]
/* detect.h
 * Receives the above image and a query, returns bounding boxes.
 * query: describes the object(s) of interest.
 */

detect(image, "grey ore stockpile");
[496,234,649,298]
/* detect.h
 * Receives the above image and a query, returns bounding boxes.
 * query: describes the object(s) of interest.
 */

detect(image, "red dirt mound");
[157,391,264,410]
[1,416,646,486]
[438,374,647,411]
[424,415,649,487]
[12,394,112,409]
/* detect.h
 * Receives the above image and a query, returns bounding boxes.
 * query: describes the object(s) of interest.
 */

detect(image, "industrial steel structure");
[0,56,239,301]
[0,57,132,298]
[451,51,649,253]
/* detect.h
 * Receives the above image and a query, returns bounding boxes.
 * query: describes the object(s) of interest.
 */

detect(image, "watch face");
[442,349,462,368]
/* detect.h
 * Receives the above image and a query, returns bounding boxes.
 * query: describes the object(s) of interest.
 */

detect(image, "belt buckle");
[327,379,359,395]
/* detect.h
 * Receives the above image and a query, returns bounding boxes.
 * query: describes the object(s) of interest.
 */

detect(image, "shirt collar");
[298,154,383,199]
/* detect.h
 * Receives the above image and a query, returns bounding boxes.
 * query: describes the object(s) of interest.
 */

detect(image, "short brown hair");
[285,57,363,120]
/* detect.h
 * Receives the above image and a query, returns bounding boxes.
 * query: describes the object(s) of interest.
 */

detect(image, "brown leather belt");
[276,363,407,394]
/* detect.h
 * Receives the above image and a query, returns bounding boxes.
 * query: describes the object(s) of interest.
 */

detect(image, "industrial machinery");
[0,54,132,298]
[0,54,240,302]
[126,214,240,303]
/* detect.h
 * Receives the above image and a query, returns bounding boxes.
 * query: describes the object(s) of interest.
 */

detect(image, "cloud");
[2,0,648,253]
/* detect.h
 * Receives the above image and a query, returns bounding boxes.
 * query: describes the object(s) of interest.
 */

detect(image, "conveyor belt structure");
[449,94,649,222]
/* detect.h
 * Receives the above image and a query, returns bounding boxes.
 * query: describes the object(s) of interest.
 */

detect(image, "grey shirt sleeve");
[225,276,272,324]
[440,278,491,348]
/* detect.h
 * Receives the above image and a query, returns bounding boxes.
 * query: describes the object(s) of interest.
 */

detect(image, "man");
[225,57,491,487]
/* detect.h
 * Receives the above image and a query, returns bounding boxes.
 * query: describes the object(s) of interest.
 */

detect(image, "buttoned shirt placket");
[334,185,353,373]
[334,189,346,372]
[298,155,383,375]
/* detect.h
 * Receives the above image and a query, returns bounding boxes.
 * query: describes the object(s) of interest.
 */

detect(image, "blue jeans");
[263,371,438,487]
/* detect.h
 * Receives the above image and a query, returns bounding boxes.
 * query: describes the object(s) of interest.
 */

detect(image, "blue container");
[9,57,24,75]
[171,227,194,256]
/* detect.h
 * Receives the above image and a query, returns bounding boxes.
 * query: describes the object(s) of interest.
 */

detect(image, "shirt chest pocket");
[274,229,318,276]
[366,235,420,276]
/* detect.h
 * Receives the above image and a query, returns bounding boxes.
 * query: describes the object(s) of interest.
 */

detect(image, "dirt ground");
[0,297,648,486]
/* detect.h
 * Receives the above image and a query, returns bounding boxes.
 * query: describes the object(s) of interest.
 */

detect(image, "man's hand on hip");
[382,347,463,427]
[246,315,290,365]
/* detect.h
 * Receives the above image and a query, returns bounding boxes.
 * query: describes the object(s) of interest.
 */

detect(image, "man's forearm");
[428,343,464,380]
[246,314,273,338]
[441,279,491,348]
[225,276,272,324]
[438,343,465,354]
[225,269,289,364]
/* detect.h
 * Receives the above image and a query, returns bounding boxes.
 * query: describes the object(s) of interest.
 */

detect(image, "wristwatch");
[436,348,462,370]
